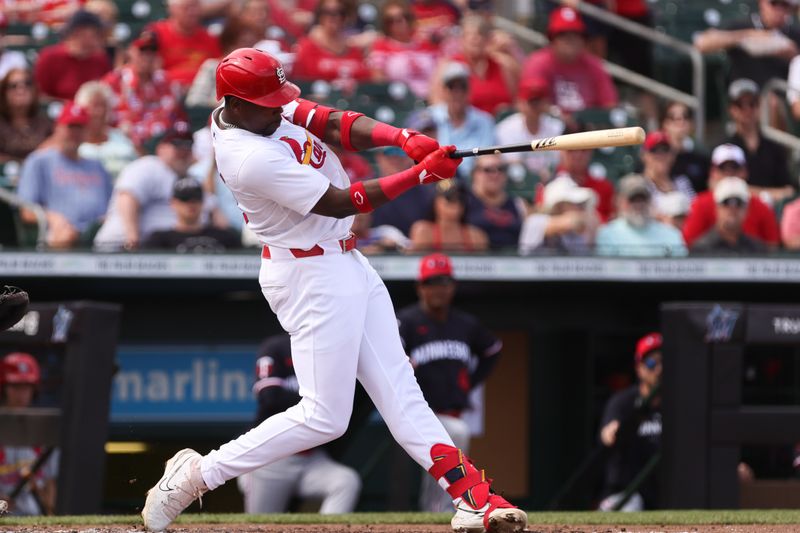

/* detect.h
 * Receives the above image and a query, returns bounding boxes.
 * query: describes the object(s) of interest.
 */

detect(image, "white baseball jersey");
[211,102,353,250]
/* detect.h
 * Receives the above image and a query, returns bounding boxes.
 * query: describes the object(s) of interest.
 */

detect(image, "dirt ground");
[1,525,800,533]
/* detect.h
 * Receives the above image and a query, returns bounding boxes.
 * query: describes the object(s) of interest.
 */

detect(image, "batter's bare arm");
[311,146,462,219]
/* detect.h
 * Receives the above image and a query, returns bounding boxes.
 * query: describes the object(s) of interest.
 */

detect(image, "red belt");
[262,234,356,259]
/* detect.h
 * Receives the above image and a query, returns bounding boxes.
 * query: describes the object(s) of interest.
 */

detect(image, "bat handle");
[449,148,478,159]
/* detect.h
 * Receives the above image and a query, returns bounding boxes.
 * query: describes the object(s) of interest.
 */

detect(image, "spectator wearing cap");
[535,124,615,222]
[518,175,597,255]
[640,131,695,217]
[464,154,525,250]
[397,252,503,512]
[409,0,460,46]
[660,101,710,194]
[780,196,800,249]
[596,174,687,257]
[426,61,495,178]
[371,145,435,236]
[0,68,52,164]
[102,30,186,151]
[291,0,372,87]
[17,102,112,248]
[725,79,795,205]
[657,191,690,232]
[695,0,800,91]
[74,80,137,180]
[185,16,264,108]
[691,177,768,255]
[597,332,663,511]
[94,124,197,250]
[145,0,221,90]
[351,210,410,254]
[0,14,27,81]
[432,14,518,115]
[682,143,780,248]
[367,0,440,99]
[33,10,111,101]
[143,178,241,252]
[410,180,489,252]
[521,7,617,116]
[495,77,564,179]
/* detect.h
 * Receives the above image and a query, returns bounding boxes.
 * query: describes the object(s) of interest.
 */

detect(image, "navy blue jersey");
[397,303,501,413]
[254,334,299,423]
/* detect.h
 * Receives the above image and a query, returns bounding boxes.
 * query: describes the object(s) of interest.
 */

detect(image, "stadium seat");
[184,105,214,132]
[505,163,540,201]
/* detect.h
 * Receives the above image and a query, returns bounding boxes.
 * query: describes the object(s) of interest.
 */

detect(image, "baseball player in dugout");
[142,48,527,533]
[237,334,361,514]
[398,253,502,513]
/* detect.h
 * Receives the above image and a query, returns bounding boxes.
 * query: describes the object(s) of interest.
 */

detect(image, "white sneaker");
[451,495,528,533]
[142,449,208,532]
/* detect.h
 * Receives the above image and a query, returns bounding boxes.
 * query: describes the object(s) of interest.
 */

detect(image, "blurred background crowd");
[2,0,800,256]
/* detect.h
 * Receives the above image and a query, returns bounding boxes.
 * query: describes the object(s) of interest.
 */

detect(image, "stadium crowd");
[1,0,800,255]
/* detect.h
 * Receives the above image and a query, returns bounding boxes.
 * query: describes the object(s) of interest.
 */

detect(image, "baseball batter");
[142,48,527,533]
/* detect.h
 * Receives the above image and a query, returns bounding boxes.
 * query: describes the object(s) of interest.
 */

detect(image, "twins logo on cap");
[277,67,286,84]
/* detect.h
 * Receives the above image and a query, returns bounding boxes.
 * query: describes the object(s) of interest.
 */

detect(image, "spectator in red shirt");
[147,0,221,90]
[103,30,185,151]
[410,0,460,45]
[682,143,780,248]
[291,0,372,90]
[521,7,617,116]
[34,10,111,101]
[367,0,440,99]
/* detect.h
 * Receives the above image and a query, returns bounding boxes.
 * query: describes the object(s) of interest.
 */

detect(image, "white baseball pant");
[201,249,454,493]
[419,413,472,512]
[237,450,361,514]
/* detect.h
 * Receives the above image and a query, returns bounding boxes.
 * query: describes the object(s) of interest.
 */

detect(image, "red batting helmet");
[215,48,300,107]
[1,352,40,386]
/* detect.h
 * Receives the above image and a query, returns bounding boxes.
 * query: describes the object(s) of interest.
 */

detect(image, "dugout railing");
[661,302,800,509]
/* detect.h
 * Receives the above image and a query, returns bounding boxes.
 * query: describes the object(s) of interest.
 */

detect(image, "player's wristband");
[378,164,424,200]
[340,111,365,151]
[349,181,374,213]
[370,122,403,147]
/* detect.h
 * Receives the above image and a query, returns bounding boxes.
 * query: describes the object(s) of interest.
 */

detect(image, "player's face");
[637,351,662,387]
[234,99,284,136]
[3,383,35,408]
[418,276,456,311]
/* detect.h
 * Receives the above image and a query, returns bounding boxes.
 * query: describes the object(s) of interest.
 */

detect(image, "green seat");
[590,145,639,183]
[184,105,214,131]
[505,163,540,201]
[573,107,640,130]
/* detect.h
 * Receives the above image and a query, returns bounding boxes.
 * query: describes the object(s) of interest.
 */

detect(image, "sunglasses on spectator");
[385,13,412,24]
[769,0,793,9]
[7,80,33,90]
[733,98,758,109]
[666,111,691,121]
[445,80,468,91]
[719,197,747,208]
[642,356,661,370]
[320,7,346,17]
[717,161,743,173]
[476,165,507,173]
[648,144,672,155]
[628,192,650,203]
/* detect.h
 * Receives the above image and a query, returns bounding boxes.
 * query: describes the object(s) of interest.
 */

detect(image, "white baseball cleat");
[142,448,207,532]
[451,495,528,533]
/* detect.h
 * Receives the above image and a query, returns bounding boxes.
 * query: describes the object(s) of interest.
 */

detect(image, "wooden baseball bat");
[449,126,646,159]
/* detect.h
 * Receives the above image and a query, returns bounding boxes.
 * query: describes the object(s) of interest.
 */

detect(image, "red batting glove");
[399,128,440,161]
[416,145,462,184]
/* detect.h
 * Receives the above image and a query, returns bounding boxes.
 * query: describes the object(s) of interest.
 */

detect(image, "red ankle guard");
[428,444,490,509]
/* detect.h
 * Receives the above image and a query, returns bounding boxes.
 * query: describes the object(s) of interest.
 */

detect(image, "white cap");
[711,143,746,167]
[441,61,471,84]
[713,176,750,204]
[543,175,596,212]
[728,78,759,101]
[660,191,690,217]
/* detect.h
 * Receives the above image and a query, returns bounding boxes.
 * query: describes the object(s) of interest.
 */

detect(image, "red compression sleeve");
[340,111,365,151]
[292,98,336,139]
[370,122,403,147]
[378,164,423,200]
[349,181,374,213]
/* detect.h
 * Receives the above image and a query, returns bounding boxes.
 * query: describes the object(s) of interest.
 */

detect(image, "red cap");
[57,102,90,126]
[643,130,670,152]
[518,77,549,101]
[548,7,586,37]
[0,12,8,30]
[132,29,158,50]
[418,253,454,282]
[635,332,662,363]
[1,352,40,385]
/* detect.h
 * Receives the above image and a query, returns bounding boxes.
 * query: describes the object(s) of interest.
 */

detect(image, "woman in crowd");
[74,81,137,180]
[410,180,489,252]
[660,101,709,194]
[367,0,440,99]
[291,0,372,89]
[465,154,526,250]
[0,68,52,164]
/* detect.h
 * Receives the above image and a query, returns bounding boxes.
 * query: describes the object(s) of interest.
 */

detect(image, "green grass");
[3,510,800,527]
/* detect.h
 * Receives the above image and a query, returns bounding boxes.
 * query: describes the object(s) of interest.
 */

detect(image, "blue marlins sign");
[111,345,258,423]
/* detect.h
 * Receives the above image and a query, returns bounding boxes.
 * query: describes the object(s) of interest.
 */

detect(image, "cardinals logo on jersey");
[280,133,327,169]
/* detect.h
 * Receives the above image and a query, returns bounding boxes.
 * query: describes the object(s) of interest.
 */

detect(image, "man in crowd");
[691,177,768,254]
[725,79,795,205]
[94,124,196,250]
[596,174,687,257]
[682,144,780,248]
[598,333,663,512]
[237,334,361,514]
[17,102,112,248]
[144,178,241,252]
[397,253,502,512]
